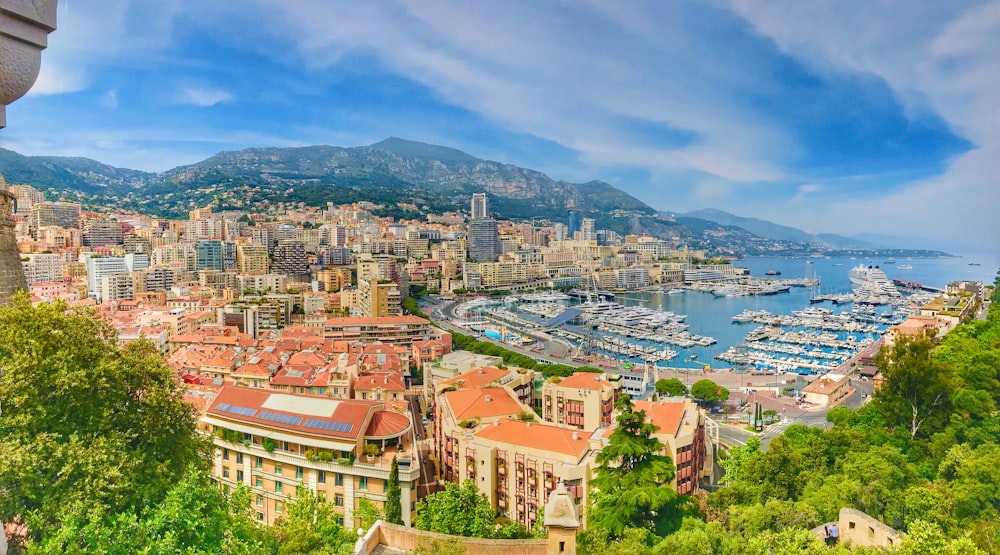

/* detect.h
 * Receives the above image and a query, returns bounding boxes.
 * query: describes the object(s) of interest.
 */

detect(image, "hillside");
[0,139,686,240]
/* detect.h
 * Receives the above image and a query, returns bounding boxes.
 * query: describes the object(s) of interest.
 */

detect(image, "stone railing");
[0,0,58,127]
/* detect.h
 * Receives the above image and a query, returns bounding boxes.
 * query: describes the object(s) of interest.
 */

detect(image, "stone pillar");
[0,187,26,303]
[544,482,581,555]
[1,0,58,128]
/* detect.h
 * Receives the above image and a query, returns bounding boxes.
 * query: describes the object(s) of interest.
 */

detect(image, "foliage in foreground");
[413,480,538,540]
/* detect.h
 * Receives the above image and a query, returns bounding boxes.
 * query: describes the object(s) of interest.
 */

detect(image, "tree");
[385,456,403,525]
[0,294,208,543]
[413,480,497,538]
[29,467,275,554]
[589,394,680,537]
[719,435,761,485]
[655,378,687,397]
[355,498,383,530]
[690,379,729,403]
[874,335,957,439]
[275,487,356,555]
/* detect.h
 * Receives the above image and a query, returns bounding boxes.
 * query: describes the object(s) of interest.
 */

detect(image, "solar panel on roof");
[216,403,257,417]
[258,411,303,426]
[303,418,353,433]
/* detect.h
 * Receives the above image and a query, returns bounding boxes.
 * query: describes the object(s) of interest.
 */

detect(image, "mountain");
[682,208,816,244]
[1,138,686,240]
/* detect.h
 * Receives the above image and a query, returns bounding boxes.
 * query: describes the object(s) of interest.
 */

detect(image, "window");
[275,464,282,475]
[275,501,283,514]
[283,441,290,451]
[236,452,243,464]
[255,477,263,488]
[255,457,263,470]
[222,448,229,461]
[223,469,230,478]
[256,495,263,507]
[237,470,244,482]
[359,476,368,490]
[275,482,283,494]
[334,494,344,507]
[335,516,344,526]
[296,466,303,479]
[243,432,252,442]
[318,470,326,484]
[335,473,343,487]
[257,512,264,521]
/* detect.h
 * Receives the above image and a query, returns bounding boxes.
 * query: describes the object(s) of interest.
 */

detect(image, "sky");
[2,0,998,252]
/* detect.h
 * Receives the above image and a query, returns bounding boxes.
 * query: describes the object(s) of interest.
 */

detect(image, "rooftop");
[475,419,591,458]
[442,387,526,421]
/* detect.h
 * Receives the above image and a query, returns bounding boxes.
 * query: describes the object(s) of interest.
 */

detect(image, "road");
[406,393,441,498]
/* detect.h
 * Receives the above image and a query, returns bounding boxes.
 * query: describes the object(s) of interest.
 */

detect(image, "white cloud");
[174,85,233,107]
[25,62,88,96]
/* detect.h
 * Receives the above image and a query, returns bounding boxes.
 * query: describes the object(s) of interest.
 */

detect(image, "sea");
[612,254,999,370]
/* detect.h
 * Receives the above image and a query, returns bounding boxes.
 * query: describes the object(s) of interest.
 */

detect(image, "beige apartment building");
[633,399,709,495]
[433,386,594,530]
[203,386,419,528]
[540,372,622,431]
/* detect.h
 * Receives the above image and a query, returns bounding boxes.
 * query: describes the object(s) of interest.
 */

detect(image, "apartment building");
[540,372,622,431]
[633,399,708,495]
[434,386,593,530]
[322,316,441,347]
[356,278,402,317]
[202,386,420,527]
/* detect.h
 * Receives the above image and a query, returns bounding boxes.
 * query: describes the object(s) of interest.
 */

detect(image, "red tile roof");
[443,387,525,421]
[475,419,590,457]
[365,411,411,438]
[354,372,406,391]
[552,372,615,391]
[634,400,686,436]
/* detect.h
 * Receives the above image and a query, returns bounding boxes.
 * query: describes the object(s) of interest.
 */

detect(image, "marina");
[446,255,994,377]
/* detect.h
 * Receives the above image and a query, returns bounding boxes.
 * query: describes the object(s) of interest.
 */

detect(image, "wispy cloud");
[174,85,233,107]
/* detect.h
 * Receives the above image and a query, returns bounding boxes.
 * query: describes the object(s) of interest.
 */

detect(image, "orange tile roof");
[355,372,407,391]
[553,372,614,391]
[634,400,686,436]
[366,411,411,438]
[443,387,525,421]
[475,419,590,457]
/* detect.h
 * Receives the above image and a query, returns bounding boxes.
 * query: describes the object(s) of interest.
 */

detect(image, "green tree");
[655,378,687,397]
[690,379,729,403]
[0,294,208,543]
[874,335,957,439]
[578,527,656,555]
[719,435,761,485]
[385,456,403,525]
[589,394,680,537]
[29,467,275,555]
[413,480,497,538]
[274,487,356,555]
[355,498,383,530]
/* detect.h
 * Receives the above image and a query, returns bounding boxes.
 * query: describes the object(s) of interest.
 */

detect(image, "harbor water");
[614,256,998,370]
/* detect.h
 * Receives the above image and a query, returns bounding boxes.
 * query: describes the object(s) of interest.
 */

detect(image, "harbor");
[441,256,991,382]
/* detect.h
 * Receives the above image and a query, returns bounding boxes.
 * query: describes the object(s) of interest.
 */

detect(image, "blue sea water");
[614,255,998,370]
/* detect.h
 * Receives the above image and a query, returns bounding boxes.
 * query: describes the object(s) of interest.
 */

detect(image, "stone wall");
[0,189,27,303]
[356,521,549,555]
[839,508,904,549]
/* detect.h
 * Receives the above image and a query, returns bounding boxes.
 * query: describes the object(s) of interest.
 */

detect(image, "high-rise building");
[82,218,124,247]
[237,242,269,274]
[471,192,488,221]
[567,210,580,239]
[467,218,500,262]
[85,256,128,302]
[31,201,81,238]
[357,278,402,317]
[581,218,596,241]
[271,240,308,277]
[196,240,224,272]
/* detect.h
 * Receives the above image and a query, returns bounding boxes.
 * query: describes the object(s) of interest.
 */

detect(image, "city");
[1,2,998,554]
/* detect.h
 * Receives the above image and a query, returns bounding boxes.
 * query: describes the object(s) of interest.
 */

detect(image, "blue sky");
[3,0,998,251]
